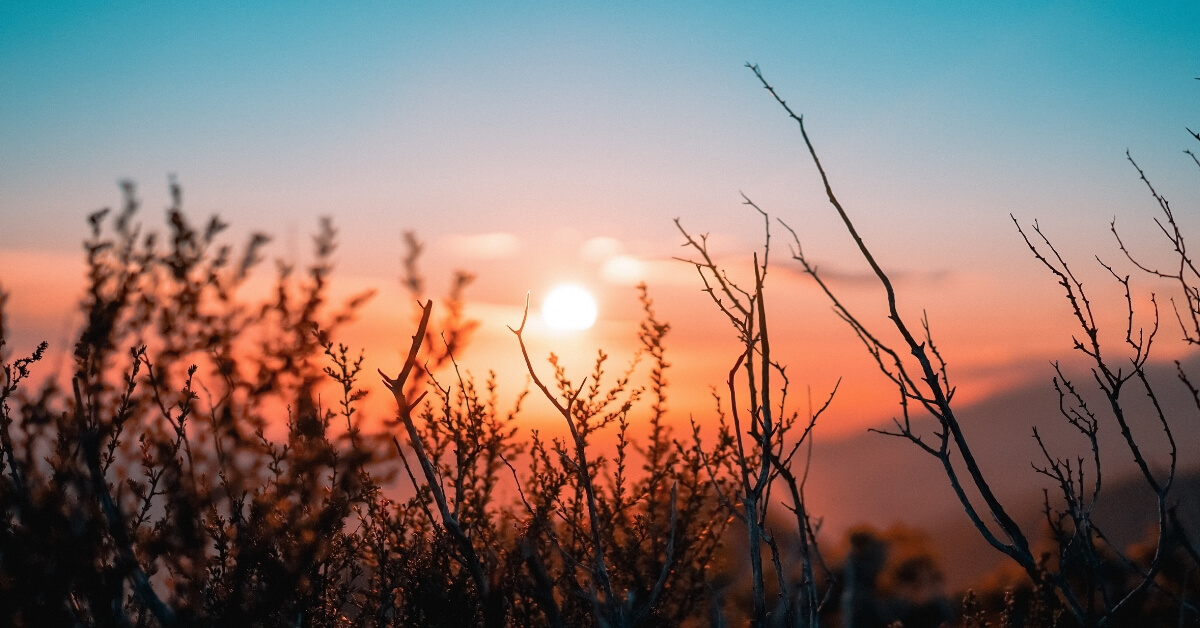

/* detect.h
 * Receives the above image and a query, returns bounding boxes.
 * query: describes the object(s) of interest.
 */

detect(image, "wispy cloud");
[444,232,520,260]
[795,263,953,287]
[579,236,623,262]
[600,255,644,285]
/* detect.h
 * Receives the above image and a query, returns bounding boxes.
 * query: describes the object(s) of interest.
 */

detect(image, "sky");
[2,2,1199,442]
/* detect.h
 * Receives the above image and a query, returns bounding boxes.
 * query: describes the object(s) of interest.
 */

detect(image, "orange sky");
[2,6,1199,560]
[1,210,1188,444]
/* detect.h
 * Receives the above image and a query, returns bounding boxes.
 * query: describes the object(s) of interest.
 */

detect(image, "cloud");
[444,232,520,260]
[579,236,623,262]
[601,255,645,285]
[775,260,952,288]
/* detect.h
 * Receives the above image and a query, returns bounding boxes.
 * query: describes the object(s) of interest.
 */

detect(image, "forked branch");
[380,299,495,621]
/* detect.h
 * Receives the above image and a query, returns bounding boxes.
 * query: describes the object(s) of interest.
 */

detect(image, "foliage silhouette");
[0,182,741,626]
[742,63,1200,627]
[2,68,1199,628]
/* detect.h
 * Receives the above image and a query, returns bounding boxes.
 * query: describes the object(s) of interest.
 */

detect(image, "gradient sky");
[2,2,1199,436]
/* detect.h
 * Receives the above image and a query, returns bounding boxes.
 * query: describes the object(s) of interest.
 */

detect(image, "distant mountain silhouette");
[803,356,1200,589]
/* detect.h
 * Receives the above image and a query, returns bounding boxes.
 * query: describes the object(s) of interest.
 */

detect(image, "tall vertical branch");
[747,62,1103,621]
[380,299,499,626]
[677,199,832,626]
[751,60,1035,554]
[509,297,622,624]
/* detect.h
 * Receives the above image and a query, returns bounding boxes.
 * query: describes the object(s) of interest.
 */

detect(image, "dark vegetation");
[0,67,1197,626]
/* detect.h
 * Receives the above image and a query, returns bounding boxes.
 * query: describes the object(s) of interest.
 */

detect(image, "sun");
[542,284,598,331]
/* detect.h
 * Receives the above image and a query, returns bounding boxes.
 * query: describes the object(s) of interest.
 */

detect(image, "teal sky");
[1,1,1198,325]
[1,2,1199,433]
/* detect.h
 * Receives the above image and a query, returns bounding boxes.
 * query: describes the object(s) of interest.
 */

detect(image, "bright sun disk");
[542,284,597,331]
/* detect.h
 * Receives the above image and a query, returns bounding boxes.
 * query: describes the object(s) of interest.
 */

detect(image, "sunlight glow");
[542,284,597,331]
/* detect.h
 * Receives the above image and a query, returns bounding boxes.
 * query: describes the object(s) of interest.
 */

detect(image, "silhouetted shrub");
[5,67,1197,628]
[0,181,741,627]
